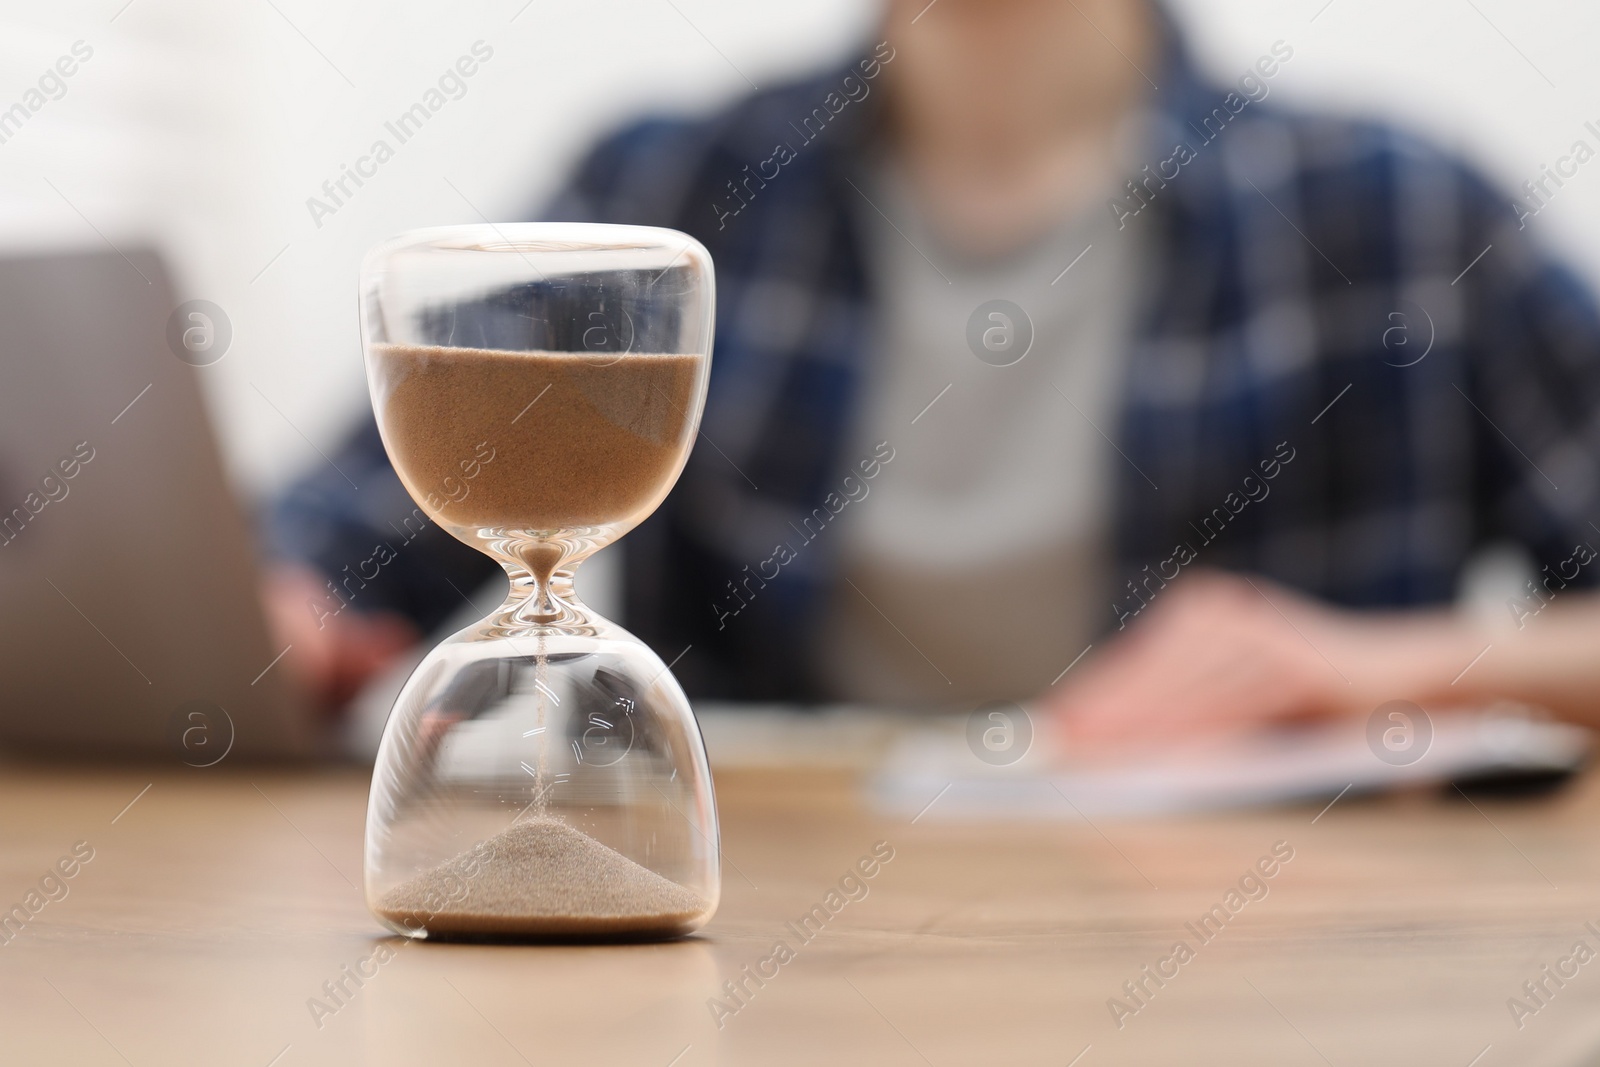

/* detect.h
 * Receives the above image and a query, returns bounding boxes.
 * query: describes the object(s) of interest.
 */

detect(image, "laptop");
[0,247,317,761]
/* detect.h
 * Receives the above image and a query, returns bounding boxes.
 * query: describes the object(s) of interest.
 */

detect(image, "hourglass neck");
[491,563,598,637]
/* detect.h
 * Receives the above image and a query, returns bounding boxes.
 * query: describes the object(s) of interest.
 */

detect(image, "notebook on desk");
[869,707,1591,821]
[682,702,1589,820]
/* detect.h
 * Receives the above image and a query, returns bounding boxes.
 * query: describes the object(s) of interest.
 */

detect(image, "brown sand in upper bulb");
[373,344,702,533]
[376,819,709,939]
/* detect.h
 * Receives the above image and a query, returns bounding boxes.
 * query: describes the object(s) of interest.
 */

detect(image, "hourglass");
[359,223,718,940]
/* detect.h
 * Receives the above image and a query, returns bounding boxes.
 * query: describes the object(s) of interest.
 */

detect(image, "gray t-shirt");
[819,165,1145,708]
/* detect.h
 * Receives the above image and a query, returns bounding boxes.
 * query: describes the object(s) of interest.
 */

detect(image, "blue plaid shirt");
[272,18,1600,701]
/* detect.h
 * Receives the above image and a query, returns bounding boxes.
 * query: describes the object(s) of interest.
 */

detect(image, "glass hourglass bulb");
[358,224,719,940]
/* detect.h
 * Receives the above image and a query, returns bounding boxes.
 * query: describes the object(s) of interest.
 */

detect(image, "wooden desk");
[2,764,1600,1066]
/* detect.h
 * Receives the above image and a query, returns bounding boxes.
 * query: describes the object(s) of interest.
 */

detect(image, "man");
[268,0,1600,745]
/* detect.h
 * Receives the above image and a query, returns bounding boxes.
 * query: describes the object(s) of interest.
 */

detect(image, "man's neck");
[880,0,1155,257]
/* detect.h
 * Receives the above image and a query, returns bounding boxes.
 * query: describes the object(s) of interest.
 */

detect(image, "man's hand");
[261,564,420,715]
[1046,570,1476,753]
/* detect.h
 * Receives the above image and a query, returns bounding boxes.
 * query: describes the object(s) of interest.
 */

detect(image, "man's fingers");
[1052,574,1350,751]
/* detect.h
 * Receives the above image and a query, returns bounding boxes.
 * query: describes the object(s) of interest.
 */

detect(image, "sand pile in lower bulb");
[376,819,707,939]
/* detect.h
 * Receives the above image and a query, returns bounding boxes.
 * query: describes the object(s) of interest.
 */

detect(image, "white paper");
[870,709,1591,822]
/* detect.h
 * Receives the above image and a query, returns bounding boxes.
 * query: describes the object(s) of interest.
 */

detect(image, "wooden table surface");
[3,762,1600,1066]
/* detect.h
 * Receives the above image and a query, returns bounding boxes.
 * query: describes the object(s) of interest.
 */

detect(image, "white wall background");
[2,0,1598,503]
